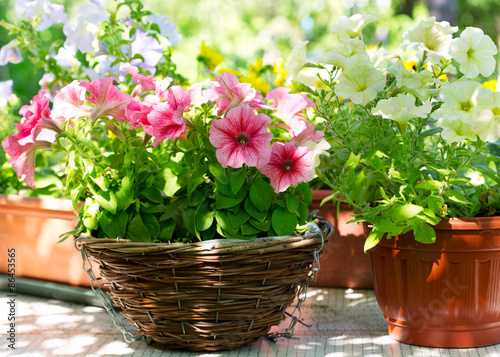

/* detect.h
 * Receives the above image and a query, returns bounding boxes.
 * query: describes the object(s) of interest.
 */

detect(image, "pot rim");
[434,216,500,231]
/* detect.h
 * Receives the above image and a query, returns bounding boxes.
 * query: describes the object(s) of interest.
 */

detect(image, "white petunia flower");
[63,4,109,54]
[437,116,477,143]
[145,14,182,46]
[473,90,500,142]
[372,94,432,125]
[83,55,120,81]
[330,14,376,41]
[0,40,23,66]
[0,80,13,108]
[449,27,498,79]
[285,41,309,82]
[320,38,369,68]
[335,59,386,105]
[432,80,485,125]
[15,0,67,31]
[305,139,331,180]
[388,61,436,101]
[38,72,55,88]
[294,67,331,89]
[53,46,80,68]
[366,44,392,71]
[401,17,457,62]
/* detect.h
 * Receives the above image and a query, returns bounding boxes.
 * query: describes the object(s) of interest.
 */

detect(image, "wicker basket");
[77,217,333,351]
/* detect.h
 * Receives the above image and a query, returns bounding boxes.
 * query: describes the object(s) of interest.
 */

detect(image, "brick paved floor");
[1,287,500,356]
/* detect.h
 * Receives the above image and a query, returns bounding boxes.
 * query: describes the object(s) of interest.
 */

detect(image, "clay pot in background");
[309,190,372,288]
[0,194,99,287]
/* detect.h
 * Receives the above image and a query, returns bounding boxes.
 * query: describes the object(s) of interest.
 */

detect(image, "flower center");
[281,159,294,172]
[492,107,500,116]
[235,132,251,145]
[461,101,472,112]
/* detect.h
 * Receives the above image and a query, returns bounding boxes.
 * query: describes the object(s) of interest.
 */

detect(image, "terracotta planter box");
[369,217,500,348]
[308,190,372,288]
[0,194,98,287]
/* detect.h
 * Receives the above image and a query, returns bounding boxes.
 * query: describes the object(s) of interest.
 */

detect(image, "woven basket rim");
[75,216,333,255]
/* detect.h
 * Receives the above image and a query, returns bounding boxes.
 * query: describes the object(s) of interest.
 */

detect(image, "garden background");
[1,0,499,106]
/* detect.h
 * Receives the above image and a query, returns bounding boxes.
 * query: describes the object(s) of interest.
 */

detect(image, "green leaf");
[116,174,134,211]
[250,180,274,211]
[415,180,443,191]
[286,194,300,214]
[413,222,436,244]
[188,176,205,198]
[374,219,400,235]
[419,209,441,225]
[349,170,367,201]
[188,185,208,207]
[158,219,176,242]
[141,203,166,214]
[428,195,444,213]
[202,223,217,241]
[227,207,250,229]
[140,186,163,203]
[296,183,312,205]
[142,213,161,240]
[444,190,471,205]
[298,201,309,224]
[244,197,267,221]
[271,206,298,236]
[230,168,246,195]
[364,229,384,252]
[215,180,235,198]
[344,152,361,172]
[182,207,197,236]
[215,187,247,209]
[100,211,128,238]
[249,218,271,232]
[391,204,424,221]
[241,222,261,235]
[70,185,84,213]
[209,163,228,184]
[125,213,151,242]
[215,210,237,236]
[290,80,316,95]
[195,201,214,232]
[93,190,118,215]
[159,197,186,221]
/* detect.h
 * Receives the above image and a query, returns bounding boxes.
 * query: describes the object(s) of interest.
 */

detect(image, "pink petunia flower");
[205,72,267,115]
[259,141,313,193]
[51,81,93,123]
[209,104,272,168]
[126,100,155,133]
[292,124,325,146]
[119,63,156,96]
[266,87,314,136]
[80,77,133,122]
[16,90,62,146]
[1,136,52,187]
[1,90,63,187]
[146,86,193,146]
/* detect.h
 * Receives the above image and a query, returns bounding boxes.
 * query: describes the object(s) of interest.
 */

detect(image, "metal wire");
[266,221,326,342]
[74,237,142,344]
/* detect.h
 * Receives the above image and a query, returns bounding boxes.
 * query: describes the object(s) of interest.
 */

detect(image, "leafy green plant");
[291,14,500,250]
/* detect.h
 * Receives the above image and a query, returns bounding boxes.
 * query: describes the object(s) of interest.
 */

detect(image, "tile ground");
[1,287,499,356]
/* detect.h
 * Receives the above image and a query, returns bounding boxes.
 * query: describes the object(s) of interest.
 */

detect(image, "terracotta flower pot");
[0,194,99,287]
[369,216,500,347]
[309,190,372,288]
